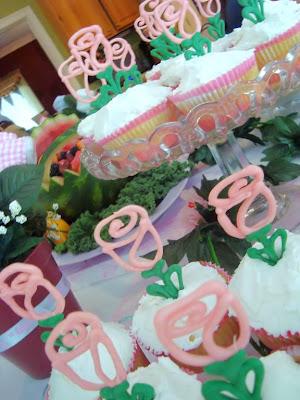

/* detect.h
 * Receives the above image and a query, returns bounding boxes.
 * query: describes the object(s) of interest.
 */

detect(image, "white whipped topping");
[131,262,226,354]
[171,50,254,95]
[145,54,187,87]
[48,322,135,400]
[127,357,204,400]
[245,351,300,400]
[212,0,300,52]
[228,231,300,336]
[77,82,172,141]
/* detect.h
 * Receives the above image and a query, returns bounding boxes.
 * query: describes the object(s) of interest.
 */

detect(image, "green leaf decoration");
[181,32,212,60]
[38,313,65,328]
[203,350,264,400]
[100,380,154,400]
[246,224,287,266]
[150,28,182,61]
[261,160,300,186]
[238,0,265,24]
[90,65,142,111]
[207,13,226,40]
[0,164,44,214]
[141,259,184,299]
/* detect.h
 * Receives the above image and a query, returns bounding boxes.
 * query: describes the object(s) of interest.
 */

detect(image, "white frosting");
[246,351,300,400]
[212,0,300,52]
[127,357,204,400]
[131,262,226,354]
[228,231,300,336]
[77,82,172,141]
[171,50,254,95]
[48,322,135,400]
[145,54,187,87]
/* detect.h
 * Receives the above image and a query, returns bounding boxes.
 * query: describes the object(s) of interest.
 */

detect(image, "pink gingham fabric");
[0,132,37,172]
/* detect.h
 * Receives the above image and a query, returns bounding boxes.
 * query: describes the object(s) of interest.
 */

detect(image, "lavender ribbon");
[0,275,70,353]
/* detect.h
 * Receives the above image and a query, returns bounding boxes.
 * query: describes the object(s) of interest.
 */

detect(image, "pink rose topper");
[155,280,250,367]
[94,205,163,272]
[45,311,127,391]
[134,0,220,44]
[58,25,136,104]
[0,263,65,321]
[208,165,277,239]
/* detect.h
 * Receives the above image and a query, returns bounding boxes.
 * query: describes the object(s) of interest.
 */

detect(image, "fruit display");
[33,115,128,223]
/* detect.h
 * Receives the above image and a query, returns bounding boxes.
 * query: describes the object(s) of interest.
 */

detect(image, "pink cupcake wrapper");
[97,100,173,150]
[169,54,258,114]
[253,327,300,350]
[255,20,300,69]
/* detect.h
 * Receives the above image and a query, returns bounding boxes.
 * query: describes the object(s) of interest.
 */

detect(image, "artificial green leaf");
[194,176,222,200]
[0,164,44,213]
[261,160,300,185]
[236,132,265,146]
[225,235,251,257]
[274,116,292,136]
[5,236,44,264]
[0,226,13,269]
[261,144,292,162]
[213,241,241,275]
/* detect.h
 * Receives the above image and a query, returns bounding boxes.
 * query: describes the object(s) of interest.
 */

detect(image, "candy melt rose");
[154,280,250,368]
[208,165,276,239]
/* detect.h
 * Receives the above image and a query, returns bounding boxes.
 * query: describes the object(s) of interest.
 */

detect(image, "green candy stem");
[207,13,226,40]
[181,32,212,60]
[38,313,72,351]
[90,65,142,111]
[141,259,184,299]
[202,350,264,400]
[246,224,287,266]
[238,0,265,24]
[150,28,182,61]
[100,380,155,400]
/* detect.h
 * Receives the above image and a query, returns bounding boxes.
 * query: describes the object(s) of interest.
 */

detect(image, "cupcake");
[131,261,240,373]
[212,0,300,69]
[228,230,300,350]
[167,50,258,115]
[126,357,204,400]
[252,350,300,400]
[145,53,187,85]
[77,81,174,152]
[48,321,148,400]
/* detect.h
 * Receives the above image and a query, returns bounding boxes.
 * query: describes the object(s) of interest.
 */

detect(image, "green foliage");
[0,165,45,270]
[55,161,193,254]
[145,175,250,275]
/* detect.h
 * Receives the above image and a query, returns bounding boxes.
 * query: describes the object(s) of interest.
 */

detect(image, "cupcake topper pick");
[208,165,277,239]
[94,205,163,272]
[45,311,128,391]
[94,205,184,300]
[202,349,264,400]
[154,280,250,367]
[58,25,140,105]
[0,262,65,321]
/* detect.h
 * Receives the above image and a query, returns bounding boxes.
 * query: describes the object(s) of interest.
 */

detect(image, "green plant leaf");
[261,160,300,185]
[261,144,292,162]
[0,164,44,213]
[0,226,13,269]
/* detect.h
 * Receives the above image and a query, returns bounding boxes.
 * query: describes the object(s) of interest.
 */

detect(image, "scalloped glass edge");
[80,43,300,180]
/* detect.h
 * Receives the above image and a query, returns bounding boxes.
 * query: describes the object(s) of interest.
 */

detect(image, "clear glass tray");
[81,43,300,180]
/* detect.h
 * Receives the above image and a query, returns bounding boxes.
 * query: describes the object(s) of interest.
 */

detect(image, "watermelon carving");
[35,120,127,222]
[31,113,79,159]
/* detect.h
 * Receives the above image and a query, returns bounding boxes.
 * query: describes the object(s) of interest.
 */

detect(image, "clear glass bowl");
[81,43,300,180]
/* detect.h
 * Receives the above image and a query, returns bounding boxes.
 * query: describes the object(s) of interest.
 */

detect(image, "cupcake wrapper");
[255,20,300,70]
[99,100,175,151]
[169,54,259,115]
[253,327,300,351]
